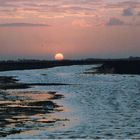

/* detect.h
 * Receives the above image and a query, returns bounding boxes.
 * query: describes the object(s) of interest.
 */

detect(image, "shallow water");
[0,65,140,139]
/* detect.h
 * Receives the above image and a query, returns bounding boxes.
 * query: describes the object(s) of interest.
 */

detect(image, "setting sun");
[54,53,64,61]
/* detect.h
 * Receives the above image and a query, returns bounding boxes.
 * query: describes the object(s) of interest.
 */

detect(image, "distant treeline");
[0,57,140,72]
[0,59,100,71]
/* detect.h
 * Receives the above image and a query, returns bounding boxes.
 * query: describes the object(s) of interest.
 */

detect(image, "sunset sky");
[0,0,140,60]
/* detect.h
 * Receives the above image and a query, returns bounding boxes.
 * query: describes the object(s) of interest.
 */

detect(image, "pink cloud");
[72,19,92,28]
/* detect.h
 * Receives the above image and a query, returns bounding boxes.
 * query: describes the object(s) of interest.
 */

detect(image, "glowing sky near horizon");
[0,0,140,59]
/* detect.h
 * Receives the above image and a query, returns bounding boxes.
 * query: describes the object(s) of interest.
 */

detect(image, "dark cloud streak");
[122,7,134,16]
[0,23,49,27]
[106,17,140,26]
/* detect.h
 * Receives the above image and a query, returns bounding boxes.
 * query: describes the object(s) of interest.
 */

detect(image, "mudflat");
[0,76,65,137]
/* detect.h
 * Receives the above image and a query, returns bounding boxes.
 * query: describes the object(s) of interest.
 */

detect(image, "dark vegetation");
[0,59,102,71]
[0,57,140,74]
[96,59,140,74]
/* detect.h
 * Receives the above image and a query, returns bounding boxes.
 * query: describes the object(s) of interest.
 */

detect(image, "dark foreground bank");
[0,76,71,90]
[0,90,65,137]
[0,76,66,137]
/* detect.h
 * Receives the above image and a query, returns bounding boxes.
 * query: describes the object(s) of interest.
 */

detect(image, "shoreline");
[81,60,140,75]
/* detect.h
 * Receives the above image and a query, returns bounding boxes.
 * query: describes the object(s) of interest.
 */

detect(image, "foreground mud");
[0,90,65,137]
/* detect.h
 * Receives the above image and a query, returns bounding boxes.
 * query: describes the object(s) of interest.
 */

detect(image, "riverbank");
[85,60,140,75]
[97,60,140,74]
